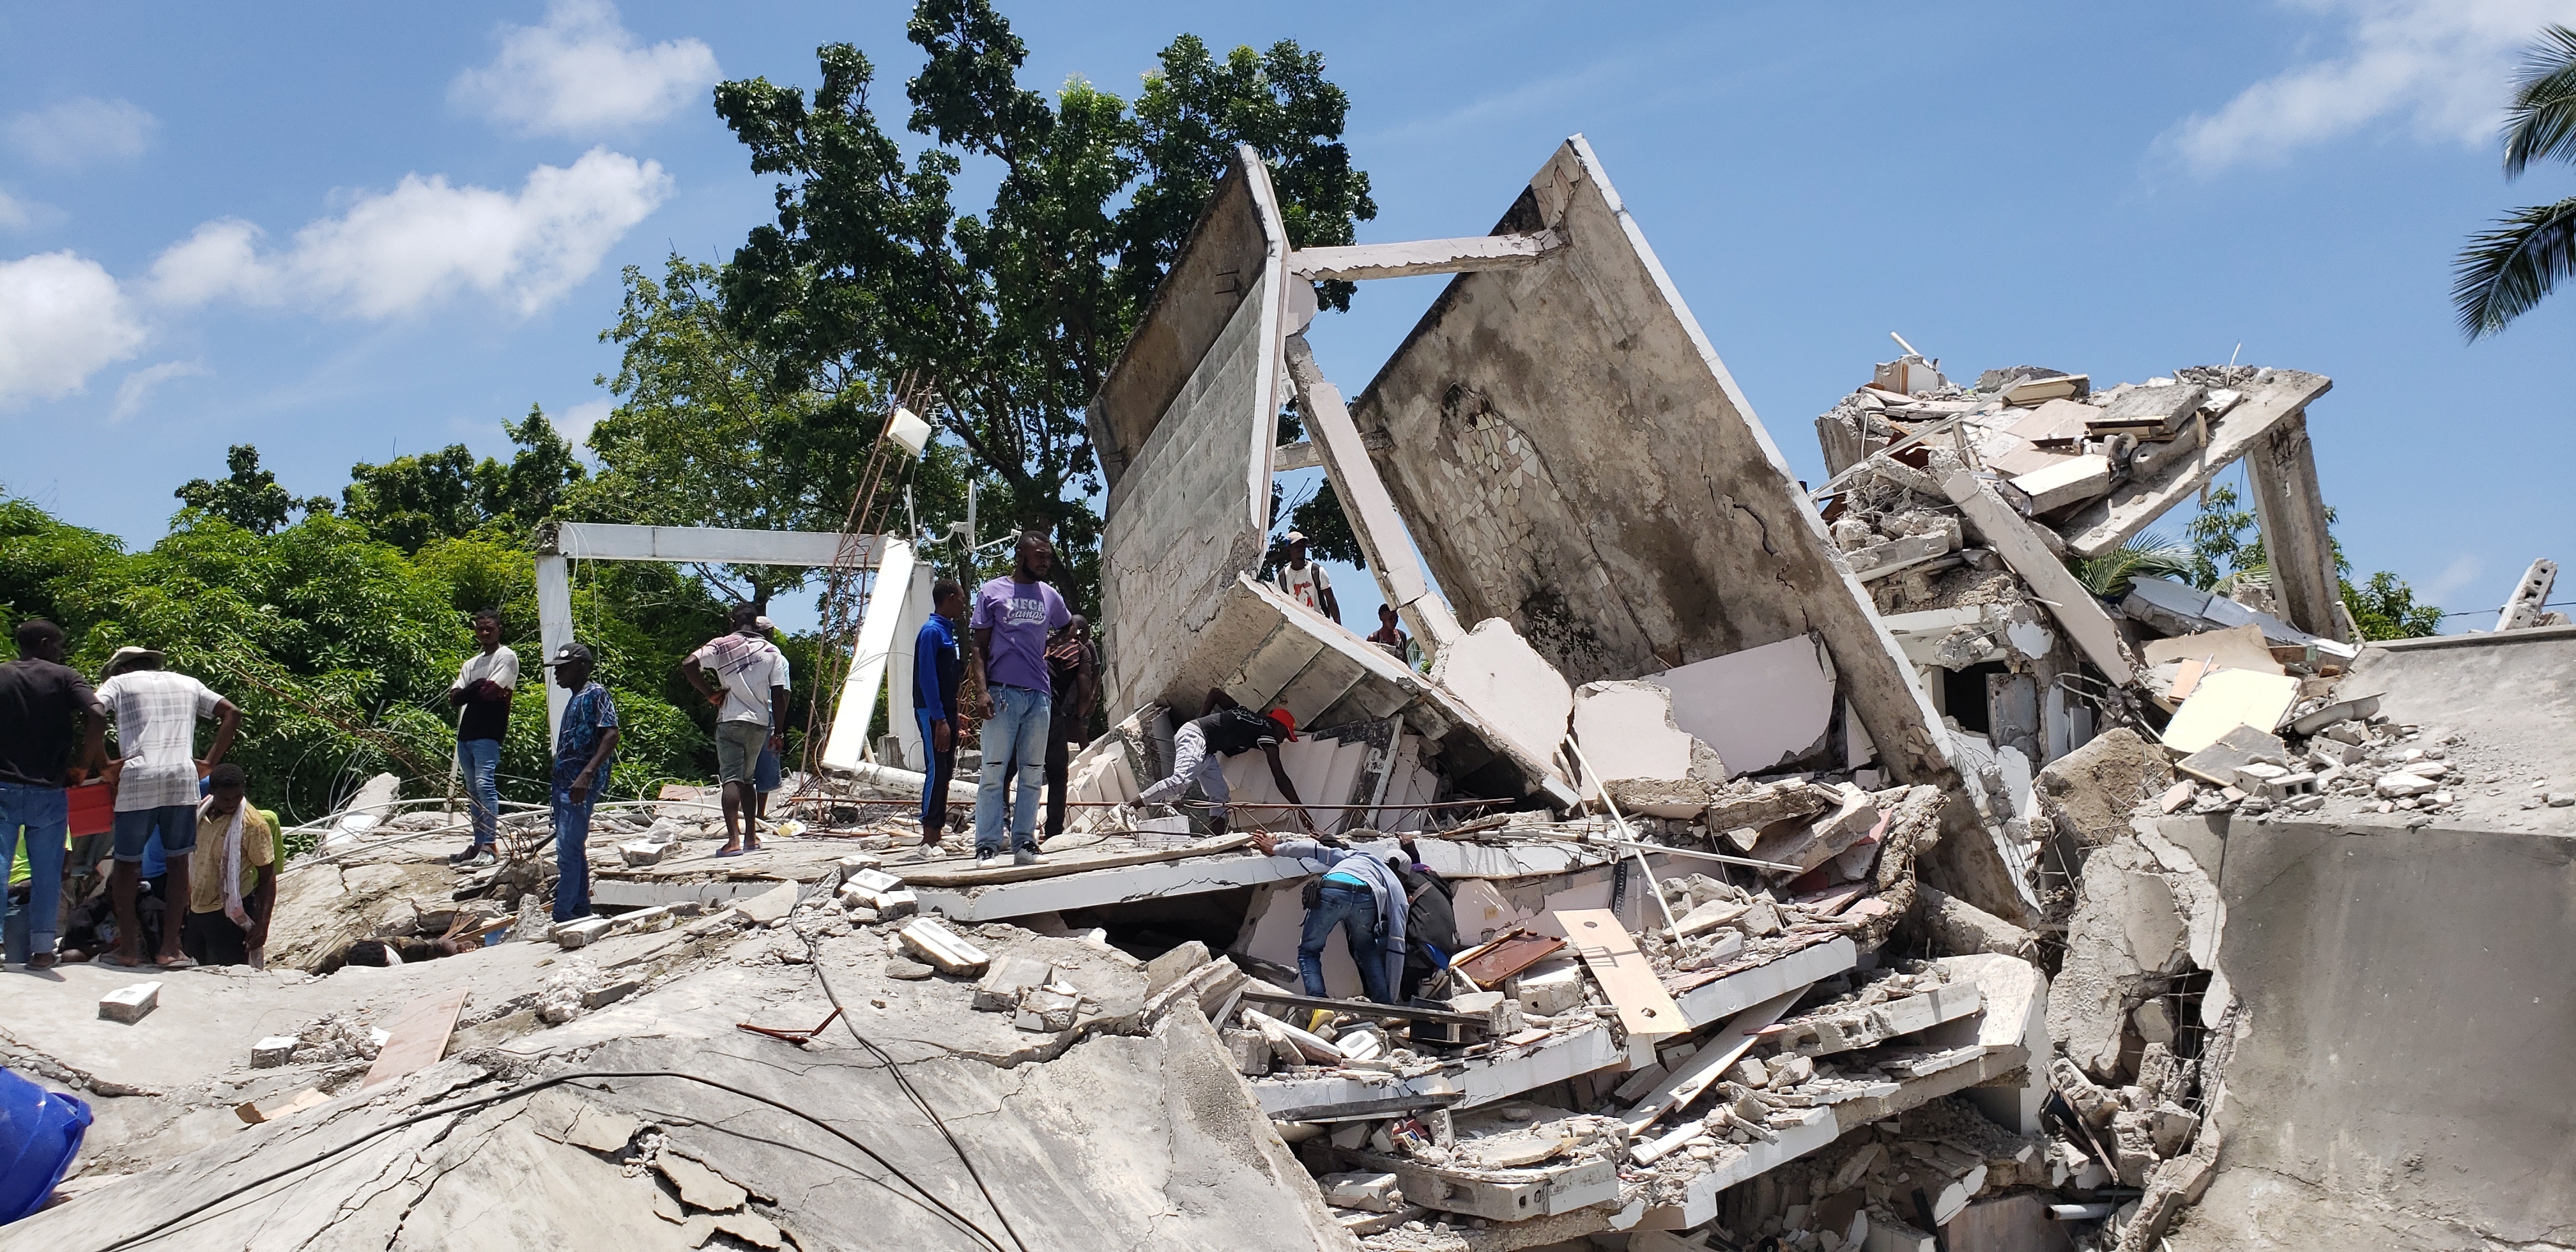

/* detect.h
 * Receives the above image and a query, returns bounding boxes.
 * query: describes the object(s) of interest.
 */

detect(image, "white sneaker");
[977,854,1011,869]
[913,841,943,862]
[1013,850,1050,867]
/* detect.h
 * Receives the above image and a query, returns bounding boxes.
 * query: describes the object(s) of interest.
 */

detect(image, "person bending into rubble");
[96,646,240,968]
[1135,691,1314,837]
[446,607,516,870]
[913,579,965,858]
[1246,827,1404,1005]
[179,763,274,968]
[544,643,619,923]
[1389,854,1458,1003]
[967,531,1071,868]
[680,604,790,857]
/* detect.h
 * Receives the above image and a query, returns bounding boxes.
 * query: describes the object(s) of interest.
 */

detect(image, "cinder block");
[99,981,161,1024]
[251,1035,298,1068]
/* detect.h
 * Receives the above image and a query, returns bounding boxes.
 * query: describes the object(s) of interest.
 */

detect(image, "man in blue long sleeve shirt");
[1248,828,1404,1004]
[912,580,965,859]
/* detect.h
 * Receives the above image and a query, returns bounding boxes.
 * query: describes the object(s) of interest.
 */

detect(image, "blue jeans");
[1300,884,1393,1004]
[916,709,956,834]
[458,738,502,848]
[551,782,597,922]
[973,685,1050,855]
[1,783,68,956]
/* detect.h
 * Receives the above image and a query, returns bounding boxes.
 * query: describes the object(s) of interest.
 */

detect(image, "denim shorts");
[714,721,768,784]
[113,804,198,864]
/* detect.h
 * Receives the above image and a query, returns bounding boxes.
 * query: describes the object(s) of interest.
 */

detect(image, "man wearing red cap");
[1135,691,1312,836]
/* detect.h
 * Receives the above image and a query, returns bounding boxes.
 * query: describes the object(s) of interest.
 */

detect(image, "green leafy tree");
[174,445,334,535]
[2069,533,2191,599]
[2182,481,2441,640]
[2455,24,2576,337]
[342,408,586,552]
[711,1,1375,616]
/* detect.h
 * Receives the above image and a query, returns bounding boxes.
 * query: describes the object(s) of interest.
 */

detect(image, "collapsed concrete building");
[6,137,2573,1252]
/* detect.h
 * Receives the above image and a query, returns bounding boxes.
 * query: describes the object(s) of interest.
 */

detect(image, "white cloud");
[147,148,673,318]
[0,190,32,230]
[0,252,146,407]
[4,97,156,167]
[2168,1,2576,172]
[555,397,613,447]
[452,0,718,137]
[2423,554,2486,604]
[109,359,209,423]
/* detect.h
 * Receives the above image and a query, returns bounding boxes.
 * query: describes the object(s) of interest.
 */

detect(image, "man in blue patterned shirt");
[543,643,619,924]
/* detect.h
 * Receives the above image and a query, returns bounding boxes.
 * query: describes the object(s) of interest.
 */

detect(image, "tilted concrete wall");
[2177,817,2576,1251]
[1095,147,1287,719]
[1346,137,1989,890]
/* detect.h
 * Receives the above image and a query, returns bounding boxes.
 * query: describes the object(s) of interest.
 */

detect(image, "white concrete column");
[535,553,574,744]
[1280,332,1462,662]
[2245,410,2347,642]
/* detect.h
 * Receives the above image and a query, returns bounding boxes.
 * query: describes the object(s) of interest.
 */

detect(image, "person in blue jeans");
[542,643,619,924]
[96,646,240,968]
[445,609,517,870]
[912,579,965,858]
[967,533,1070,868]
[0,620,107,970]
[1248,828,1406,1005]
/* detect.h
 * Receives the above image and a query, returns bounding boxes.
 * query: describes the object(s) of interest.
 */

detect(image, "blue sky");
[2,0,2571,634]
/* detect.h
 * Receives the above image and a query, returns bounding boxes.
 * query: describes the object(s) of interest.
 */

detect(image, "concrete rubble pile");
[10,136,2575,1252]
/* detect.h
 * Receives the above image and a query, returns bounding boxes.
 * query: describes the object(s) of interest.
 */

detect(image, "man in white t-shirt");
[680,605,790,856]
[1274,531,1338,623]
[445,609,517,869]
[95,646,240,968]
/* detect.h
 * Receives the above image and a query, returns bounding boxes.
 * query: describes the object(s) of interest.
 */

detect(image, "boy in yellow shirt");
[180,763,274,968]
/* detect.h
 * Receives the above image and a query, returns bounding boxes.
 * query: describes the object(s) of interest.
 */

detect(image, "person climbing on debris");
[1041,613,1099,844]
[1388,849,1459,1003]
[179,763,273,968]
[1246,825,1404,1005]
[680,604,790,857]
[96,645,239,969]
[446,607,516,870]
[0,618,107,970]
[1273,531,1338,623]
[914,579,966,859]
[968,530,1071,868]
[1134,691,1314,836]
[544,643,618,924]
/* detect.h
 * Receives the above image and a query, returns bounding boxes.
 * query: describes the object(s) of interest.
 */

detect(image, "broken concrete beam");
[2058,369,2331,559]
[1945,470,2136,683]
[1907,884,2033,957]
[1702,781,1841,833]
[1848,531,1956,581]
[553,916,611,949]
[1288,231,1563,282]
[1747,788,1881,876]
[895,919,991,977]
[2091,382,2207,437]
[1318,1170,1407,1212]
[1772,981,1983,1057]
[98,981,160,1024]
[2007,453,2113,514]
[974,957,1058,1012]
[1336,1145,1617,1223]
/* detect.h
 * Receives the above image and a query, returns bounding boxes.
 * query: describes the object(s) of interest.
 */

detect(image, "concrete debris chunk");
[617,841,668,867]
[553,916,611,949]
[250,1035,298,1068]
[654,1152,748,1213]
[973,957,1057,1012]
[98,982,161,1024]
[736,883,798,925]
[895,919,990,976]
[1319,1171,1406,1212]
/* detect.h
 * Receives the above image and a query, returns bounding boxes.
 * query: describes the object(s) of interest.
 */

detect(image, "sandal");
[712,847,745,859]
[158,954,199,970]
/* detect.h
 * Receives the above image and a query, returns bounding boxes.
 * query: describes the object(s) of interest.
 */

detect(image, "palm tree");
[2455,25,2576,339]
[2069,532,2192,600]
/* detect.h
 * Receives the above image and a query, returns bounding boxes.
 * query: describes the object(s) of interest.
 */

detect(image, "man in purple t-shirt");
[967,530,1071,866]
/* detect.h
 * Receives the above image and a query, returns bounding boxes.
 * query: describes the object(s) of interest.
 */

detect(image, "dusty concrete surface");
[2166,816,2576,1252]
[2334,626,2576,833]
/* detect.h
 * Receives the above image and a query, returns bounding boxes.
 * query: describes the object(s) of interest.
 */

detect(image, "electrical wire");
[2436,597,2576,618]
[793,917,1034,1252]
[84,1069,1013,1252]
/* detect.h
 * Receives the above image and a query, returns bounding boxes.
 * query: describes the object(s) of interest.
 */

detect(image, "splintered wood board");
[1551,908,1683,1040]
[361,987,470,1091]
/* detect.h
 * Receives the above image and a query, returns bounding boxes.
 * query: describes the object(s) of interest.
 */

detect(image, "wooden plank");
[1454,931,1567,987]
[361,987,470,1091]
[1622,986,1809,1138]
[1945,471,2136,683]
[903,834,1253,887]
[1551,908,1683,1040]
[2057,369,2331,559]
